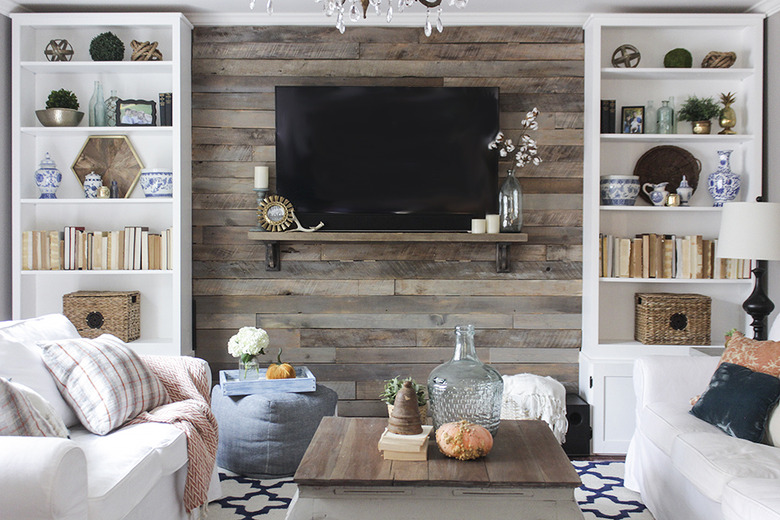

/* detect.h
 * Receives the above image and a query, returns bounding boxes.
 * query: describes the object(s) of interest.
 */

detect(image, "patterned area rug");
[208,460,654,520]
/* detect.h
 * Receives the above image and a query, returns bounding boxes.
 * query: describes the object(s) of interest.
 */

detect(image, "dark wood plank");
[359,43,584,61]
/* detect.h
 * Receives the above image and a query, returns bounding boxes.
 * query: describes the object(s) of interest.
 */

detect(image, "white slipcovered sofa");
[0,314,222,520]
[625,353,780,520]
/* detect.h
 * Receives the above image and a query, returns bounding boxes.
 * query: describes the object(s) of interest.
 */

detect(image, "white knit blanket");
[501,373,568,444]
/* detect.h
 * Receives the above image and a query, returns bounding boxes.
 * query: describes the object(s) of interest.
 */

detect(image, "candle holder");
[251,188,269,231]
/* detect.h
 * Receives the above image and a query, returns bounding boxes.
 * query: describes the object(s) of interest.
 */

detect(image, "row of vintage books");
[22,226,174,271]
[600,233,753,279]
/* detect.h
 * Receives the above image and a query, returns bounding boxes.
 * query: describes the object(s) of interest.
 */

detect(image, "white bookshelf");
[11,13,192,356]
[580,13,764,454]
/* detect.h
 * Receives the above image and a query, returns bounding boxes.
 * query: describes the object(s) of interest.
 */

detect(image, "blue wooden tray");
[219,366,316,396]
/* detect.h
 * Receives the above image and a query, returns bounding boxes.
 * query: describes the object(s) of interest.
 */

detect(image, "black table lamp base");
[743,265,775,341]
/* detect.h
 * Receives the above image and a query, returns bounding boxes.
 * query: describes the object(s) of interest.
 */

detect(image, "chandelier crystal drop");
[250,0,468,34]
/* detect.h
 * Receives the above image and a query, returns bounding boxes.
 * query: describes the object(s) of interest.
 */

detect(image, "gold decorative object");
[387,382,423,435]
[719,92,737,135]
[130,40,163,61]
[611,44,641,68]
[44,39,74,62]
[71,135,144,198]
[692,121,712,135]
[97,186,111,199]
[701,51,736,68]
[258,195,295,232]
[665,193,681,207]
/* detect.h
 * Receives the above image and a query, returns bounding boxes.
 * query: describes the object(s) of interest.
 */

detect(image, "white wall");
[0,14,10,321]
[767,13,780,329]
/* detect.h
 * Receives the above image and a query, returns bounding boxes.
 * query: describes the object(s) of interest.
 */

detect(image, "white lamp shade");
[717,202,780,260]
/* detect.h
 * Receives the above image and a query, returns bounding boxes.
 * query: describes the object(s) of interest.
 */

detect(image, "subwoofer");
[562,393,591,457]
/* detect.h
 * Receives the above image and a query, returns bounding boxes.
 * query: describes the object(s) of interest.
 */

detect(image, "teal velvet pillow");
[691,362,780,442]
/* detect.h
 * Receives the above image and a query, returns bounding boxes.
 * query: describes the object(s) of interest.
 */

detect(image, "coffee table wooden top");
[294,417,581,489]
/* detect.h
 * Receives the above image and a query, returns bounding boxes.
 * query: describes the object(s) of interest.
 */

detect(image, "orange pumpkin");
[266,349,296,379]
[435,420,493,460]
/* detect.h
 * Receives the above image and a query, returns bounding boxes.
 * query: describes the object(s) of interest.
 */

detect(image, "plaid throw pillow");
[40,334,168,435]
[0,377,68,437]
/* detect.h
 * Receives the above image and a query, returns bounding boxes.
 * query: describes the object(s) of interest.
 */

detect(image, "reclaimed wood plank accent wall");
[192,25,584,416]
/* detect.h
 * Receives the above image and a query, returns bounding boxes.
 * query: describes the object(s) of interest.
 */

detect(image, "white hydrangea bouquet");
[228,326,270,379]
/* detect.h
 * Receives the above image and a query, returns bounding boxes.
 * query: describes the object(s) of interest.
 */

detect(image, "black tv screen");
[275,86,499,231]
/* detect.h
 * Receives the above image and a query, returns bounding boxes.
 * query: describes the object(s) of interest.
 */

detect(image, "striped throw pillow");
[39,334,168,435]
[0,377,68,437]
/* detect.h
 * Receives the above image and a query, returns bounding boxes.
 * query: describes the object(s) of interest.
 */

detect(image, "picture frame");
[70,135,144,198]
[116,99,157,126]
[621,106,645,134]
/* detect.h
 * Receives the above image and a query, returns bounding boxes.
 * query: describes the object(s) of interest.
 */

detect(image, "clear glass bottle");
[105,90,119,127]
[645,100,656,135]
[657,100,673,134]
[89,81,107,126]
[427,325,503,435]
[668,96,677,133]
[498,168,523,232]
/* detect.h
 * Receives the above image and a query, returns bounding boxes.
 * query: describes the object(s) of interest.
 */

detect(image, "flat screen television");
[275,86,499,231]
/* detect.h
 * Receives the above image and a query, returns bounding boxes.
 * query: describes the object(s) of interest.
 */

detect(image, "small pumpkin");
[266,349,296,379]
[435,420,493,460]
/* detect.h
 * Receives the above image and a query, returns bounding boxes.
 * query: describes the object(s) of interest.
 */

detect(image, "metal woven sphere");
[611,44,641,68]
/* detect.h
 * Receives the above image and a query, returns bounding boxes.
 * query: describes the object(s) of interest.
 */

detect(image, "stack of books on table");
[377,425,433,461]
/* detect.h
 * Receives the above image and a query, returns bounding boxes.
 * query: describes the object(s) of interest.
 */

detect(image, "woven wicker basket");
[634,292,711,345]
[63,291,140,342]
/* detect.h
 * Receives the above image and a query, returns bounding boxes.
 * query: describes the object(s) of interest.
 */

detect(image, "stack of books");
[377,424,433,461]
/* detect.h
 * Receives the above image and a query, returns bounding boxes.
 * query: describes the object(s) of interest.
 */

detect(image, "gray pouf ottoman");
[211,384,338,478]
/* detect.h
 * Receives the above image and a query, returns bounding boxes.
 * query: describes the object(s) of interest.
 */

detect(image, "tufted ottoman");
[211,384,338,478]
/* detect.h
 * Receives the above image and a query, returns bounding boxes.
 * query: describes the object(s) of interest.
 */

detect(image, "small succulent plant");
[45,89,79,110]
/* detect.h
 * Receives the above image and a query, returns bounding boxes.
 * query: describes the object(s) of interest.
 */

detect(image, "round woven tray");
[633,145,701,204]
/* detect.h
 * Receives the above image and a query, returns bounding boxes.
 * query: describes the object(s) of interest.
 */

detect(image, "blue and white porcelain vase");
[600,175,640,206]
[140,169,173,197]
[83,171,103,198]
[708,150,740,207]
[34,152,62,199]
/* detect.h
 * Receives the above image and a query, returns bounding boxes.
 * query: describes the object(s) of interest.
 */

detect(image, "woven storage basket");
[63,291,140,342]
[635,292,711,345]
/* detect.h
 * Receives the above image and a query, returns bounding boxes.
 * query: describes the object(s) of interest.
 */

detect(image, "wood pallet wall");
[192,25,584,416]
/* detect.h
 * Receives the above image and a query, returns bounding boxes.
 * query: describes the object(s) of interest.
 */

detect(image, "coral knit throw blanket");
[131,355,218,515]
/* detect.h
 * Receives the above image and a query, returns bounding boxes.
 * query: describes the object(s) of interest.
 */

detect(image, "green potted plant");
[677,95,722,134]
[380,376,428,421]
[35,89,84,127]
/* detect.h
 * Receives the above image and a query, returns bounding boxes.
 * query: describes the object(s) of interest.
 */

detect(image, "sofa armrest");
[633,355,719,412]
[0,437,88,520]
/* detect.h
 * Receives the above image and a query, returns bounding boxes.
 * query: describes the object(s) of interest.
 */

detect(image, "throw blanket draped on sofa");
[131,356,219,515]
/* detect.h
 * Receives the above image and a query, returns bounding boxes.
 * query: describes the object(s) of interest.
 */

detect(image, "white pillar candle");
[254,166,269,189]
[471,218,487,234]
[486,214,500,233]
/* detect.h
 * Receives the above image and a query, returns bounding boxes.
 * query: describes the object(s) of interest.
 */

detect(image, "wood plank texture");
[192,25,584,409]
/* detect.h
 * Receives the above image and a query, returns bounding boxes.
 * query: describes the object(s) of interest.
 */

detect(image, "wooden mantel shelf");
[247,231,528,272]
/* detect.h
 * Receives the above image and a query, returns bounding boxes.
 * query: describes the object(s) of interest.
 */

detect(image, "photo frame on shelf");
[621,106,645,134]
[116,99,157,126]
[70,135,144,198]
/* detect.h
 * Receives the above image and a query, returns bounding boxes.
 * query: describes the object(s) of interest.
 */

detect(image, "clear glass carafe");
[427,325,503,435]
[499,168,523,232]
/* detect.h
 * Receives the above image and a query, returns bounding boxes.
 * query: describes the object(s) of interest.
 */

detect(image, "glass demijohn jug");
[499,168,523,232]
[427,325,503,435]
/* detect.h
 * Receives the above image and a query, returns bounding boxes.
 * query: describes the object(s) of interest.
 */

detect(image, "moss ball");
[89,32,125,61]
[664,48,693,68]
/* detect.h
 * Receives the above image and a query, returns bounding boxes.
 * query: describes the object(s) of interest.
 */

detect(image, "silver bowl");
[35,108,84,127]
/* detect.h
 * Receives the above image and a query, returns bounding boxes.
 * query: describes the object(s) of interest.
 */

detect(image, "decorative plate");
[633,145,701,205]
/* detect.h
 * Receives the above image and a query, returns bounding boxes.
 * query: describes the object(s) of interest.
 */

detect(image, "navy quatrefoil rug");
[208,460,654,520]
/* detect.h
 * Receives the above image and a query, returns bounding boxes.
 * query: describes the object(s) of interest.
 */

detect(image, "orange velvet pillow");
[720,331,780,378]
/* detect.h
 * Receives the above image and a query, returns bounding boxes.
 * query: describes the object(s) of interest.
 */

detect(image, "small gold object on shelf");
[701,51,736,68]
[665,193,680,206]
[611,44,641,68]
[97,186,111,199]
[719,92,737,135]
[258,195,295,232]
[44,39,73,62]
[130,40,163,61]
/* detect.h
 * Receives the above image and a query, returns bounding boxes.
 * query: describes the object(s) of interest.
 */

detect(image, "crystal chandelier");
[250,0,469,35]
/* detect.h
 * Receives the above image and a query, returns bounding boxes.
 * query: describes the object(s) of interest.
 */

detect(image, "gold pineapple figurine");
[719,92,737,135]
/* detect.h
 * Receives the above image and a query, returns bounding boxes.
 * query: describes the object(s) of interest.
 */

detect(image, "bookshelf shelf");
[600,277,751,284]
[600,67,755,81]
[12,13,192,357]
[599,206,721,212]
[600,134,754,143]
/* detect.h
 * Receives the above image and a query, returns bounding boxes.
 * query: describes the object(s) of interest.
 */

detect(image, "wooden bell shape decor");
[387,381,423,435]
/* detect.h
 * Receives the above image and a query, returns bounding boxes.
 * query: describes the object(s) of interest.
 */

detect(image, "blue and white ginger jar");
[34,152,62,199]
[600,175,640,206]
[708,150,740,207]
[140,169,173,197]
[83,171,103,199]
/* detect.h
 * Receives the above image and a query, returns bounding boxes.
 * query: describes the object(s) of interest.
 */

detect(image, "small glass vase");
[238,357,261,380]
[89,80,106,127]
[657,100,673,134]
[499,168,523,232]
[105,90,119,127]
[427,325,503,435]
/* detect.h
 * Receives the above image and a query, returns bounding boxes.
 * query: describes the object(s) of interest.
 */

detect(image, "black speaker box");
[562,393,591,457]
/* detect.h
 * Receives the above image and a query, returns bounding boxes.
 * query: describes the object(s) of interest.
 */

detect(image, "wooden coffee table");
[287,417,584,520]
